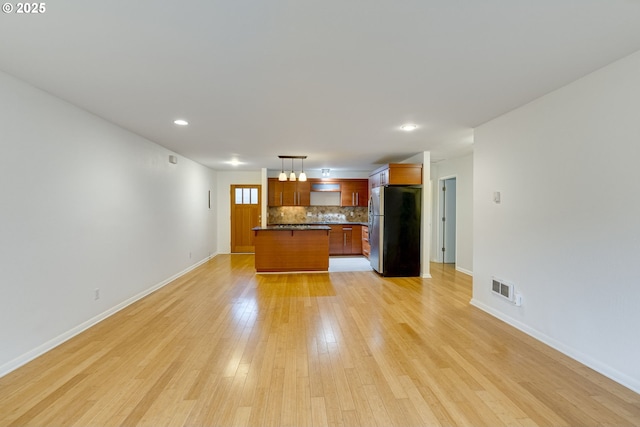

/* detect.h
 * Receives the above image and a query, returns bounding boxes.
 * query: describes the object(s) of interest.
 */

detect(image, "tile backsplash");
[269,206,368,224]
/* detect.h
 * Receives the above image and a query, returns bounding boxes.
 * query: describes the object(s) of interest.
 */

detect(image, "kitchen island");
[252,225,331,272]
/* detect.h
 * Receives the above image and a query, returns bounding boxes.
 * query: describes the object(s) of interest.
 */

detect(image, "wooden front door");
[230,185,261,253]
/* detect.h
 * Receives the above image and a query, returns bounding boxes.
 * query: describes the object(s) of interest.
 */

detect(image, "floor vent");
[492,277,514,302]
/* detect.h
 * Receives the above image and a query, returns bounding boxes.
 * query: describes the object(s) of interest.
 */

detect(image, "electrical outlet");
[514,292,523,306]
[94,288,100,300]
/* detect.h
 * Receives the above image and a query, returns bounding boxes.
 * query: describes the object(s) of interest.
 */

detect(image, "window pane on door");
[234,187,259,205]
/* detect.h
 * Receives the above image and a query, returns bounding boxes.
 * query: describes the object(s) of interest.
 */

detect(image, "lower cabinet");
[254,228,329,272]
[362,225,370,258]
[329,225,362,255]
[329,226,346,255]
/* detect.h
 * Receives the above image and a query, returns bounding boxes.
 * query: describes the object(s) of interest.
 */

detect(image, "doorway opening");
[438,177,456,264]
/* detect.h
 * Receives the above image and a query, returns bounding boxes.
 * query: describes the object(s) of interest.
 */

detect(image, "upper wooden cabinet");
[268,179,311,206]
[268,178,367,207]
[369,163,422,188]
[340,179,369,207]
[268,179,282,206]
[293,180,311,206]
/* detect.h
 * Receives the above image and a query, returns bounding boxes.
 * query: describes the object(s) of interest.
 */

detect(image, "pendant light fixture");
[278,155,307,181]
[278,158,287,181]
[289,158,296,181]
[298,158,307,181]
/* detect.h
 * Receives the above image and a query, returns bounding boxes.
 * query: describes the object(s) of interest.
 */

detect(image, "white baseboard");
[469,298,640,395]
[455,266,473,276]
[0,254,217,378]
[426,262,473,277]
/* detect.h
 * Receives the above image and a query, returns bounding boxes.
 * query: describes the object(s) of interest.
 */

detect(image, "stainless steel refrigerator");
[368,185,421,276]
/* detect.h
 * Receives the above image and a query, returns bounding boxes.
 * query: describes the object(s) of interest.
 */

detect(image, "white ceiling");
[2,1,640,172]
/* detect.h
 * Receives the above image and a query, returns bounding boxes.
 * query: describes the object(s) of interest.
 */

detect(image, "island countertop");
[265,222,368,227]
[252,225,331,231]
[253,226,330,272]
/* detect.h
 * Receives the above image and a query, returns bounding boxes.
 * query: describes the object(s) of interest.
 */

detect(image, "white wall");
[473,50,640,393]
[0,71,218,375]
[216,170,263,253]
[430,154,473,275]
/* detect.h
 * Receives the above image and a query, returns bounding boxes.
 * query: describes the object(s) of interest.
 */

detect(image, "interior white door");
[442,178,456,264]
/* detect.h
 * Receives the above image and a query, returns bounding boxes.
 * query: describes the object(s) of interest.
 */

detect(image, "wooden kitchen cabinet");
[351,225,362,254]
[329,224,362,255]
[329,225,344,255]
[254,227,330,272]
[369,163,422,188]
[340,179,369,207]
[282,180,310,206]
[268,178,310,206]
[268,179,284,206]
[297,180,311,205]
[361,225,370,258]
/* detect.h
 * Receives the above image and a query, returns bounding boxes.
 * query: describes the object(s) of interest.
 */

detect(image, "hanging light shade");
[289,158,296,181]
[278,158,287,181]
[298,157,307,181]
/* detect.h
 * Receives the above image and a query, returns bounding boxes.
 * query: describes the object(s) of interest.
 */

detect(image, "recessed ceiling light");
[400,123,418,131]
[173,119,189,126]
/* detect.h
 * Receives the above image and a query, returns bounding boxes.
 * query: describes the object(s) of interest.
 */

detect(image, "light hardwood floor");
[1,255,639,426]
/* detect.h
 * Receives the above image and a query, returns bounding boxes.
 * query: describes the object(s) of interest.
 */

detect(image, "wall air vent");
[492,277,514,302]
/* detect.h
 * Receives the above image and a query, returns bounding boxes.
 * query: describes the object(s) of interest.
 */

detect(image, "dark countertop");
[253,225,331,231]
[267,222,369,227]
[312,222,369,226]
